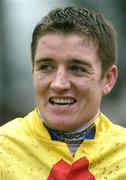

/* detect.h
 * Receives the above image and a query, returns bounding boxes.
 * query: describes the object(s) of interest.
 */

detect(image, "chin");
[47,120,73,131]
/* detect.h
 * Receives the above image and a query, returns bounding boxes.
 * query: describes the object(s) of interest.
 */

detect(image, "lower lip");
[48,102,76,110]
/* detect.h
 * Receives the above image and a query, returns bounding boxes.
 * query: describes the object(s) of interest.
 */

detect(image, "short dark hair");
[31,7,118,77]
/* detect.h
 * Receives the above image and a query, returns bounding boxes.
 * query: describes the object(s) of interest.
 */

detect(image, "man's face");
[33,34,109,131]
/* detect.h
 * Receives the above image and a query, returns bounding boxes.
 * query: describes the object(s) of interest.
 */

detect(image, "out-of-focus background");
[0,0,126,126]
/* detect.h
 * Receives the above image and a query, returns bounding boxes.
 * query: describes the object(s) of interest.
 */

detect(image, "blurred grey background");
[0,0,126,126]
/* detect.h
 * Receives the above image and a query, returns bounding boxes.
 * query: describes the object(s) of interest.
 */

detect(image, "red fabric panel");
[47,157,95,180]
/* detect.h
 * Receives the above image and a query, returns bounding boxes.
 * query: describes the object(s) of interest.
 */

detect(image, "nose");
[50,67,71,93]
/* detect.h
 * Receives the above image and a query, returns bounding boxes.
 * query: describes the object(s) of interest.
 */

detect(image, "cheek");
[74,79,92,94]
[34,75,45,93]
[75,79,102,103]
[34,74,52,96]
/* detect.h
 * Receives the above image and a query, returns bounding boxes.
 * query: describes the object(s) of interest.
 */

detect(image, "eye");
[37,63,56,73]
[69,65,87,75]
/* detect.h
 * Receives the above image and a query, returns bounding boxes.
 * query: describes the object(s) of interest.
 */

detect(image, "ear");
[102,65,118,96]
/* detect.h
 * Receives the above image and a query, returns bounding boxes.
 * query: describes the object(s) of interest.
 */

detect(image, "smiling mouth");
[49,98,76,106]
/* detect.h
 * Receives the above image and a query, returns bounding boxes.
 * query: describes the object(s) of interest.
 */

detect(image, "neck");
[37,108,99,132]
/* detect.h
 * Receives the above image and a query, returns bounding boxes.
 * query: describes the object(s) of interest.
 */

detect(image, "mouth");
[49,98,77,106]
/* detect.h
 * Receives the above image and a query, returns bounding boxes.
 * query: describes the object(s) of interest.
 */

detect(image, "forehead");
[34,33,99,63]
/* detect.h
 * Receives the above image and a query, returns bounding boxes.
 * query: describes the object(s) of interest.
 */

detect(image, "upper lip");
[49,96,77,102]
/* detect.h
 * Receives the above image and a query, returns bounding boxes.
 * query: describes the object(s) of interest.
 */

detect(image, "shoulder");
[100,112,126,137]
[111,122,126,135]
[0,110,36,137]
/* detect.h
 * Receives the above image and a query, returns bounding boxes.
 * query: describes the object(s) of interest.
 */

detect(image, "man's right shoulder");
[0,117,24,135]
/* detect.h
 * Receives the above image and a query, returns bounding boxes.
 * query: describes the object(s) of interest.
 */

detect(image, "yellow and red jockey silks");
[0,109,126,179]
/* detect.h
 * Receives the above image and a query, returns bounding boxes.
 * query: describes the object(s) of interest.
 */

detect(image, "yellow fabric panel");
[0,109,126,179]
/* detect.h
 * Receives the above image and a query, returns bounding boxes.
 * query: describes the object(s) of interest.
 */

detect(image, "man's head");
[32,7,118,131]
[31,7,118,78]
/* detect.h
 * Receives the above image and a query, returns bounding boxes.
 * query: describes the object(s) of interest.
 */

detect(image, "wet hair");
[31,7,118,77]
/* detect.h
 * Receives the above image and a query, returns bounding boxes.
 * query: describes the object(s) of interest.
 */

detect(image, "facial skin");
[33,34,117,131]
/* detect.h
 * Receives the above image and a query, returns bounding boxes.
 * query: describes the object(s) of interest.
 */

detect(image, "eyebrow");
[69,58,92,68]
[35,58,53,64]
[35,57,92,69]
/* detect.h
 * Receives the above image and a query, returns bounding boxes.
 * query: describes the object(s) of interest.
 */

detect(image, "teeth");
[50,98,75,105]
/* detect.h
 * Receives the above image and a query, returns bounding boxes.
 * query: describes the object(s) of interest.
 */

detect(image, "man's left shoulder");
[110,122,126,138]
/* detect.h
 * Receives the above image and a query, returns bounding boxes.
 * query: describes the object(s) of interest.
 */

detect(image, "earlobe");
[102,65,118,96]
